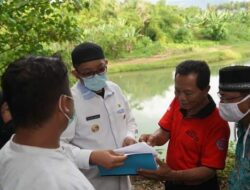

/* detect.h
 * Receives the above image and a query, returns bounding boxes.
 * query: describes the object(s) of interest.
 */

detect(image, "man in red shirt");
[139,60,230,190]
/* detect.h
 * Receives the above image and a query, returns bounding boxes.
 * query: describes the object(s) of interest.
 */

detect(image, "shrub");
[174,27,193,43]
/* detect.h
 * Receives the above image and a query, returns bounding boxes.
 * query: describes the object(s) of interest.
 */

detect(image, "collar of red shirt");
[180,94,216,119]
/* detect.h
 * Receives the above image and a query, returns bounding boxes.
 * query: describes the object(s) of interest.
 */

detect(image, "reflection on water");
[109,63,247,156]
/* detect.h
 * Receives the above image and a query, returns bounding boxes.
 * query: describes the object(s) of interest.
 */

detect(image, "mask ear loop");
[237,94,250,113]
[242,124,250,158]
[234,123,238,142]
[58,95,70,120]
[239,94,250,158]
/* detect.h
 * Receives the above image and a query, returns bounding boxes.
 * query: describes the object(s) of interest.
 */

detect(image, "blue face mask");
[82,73,107,91]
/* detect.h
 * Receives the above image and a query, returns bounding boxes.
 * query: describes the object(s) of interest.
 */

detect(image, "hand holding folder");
[98,142,157,176]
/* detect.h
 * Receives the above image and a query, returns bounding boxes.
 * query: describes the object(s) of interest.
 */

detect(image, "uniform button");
[91,124,100,133]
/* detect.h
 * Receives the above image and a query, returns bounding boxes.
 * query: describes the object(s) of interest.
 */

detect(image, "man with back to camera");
[218,66,250,190]
[61,42,138,190]
[0,56,95,190]
[139,60,230,190]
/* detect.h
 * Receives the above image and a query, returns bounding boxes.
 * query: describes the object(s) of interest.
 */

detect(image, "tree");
[0,0,84,73]
[201,10,229,41]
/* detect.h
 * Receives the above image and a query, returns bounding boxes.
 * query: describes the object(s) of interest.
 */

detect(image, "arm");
[138,158,216,185]
[89,150,127,169]
[61,119,127,169]
[139,115,230,184]
[201,119,230,169]
[139,128,170,146]
[60,118,93,169]
[172,167,215,185]
[139,98,176,146]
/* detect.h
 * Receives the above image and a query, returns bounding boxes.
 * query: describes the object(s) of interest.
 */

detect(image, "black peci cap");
[71,42,105,66]
[219,65,250,91]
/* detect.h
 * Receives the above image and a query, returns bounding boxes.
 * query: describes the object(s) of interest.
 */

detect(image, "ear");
[1,102,12,123]
[58,95,70,114]
[105,59,108,66]
[71,69,81,80]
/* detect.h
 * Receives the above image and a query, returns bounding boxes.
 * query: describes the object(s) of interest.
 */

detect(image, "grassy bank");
[108,42,250,73]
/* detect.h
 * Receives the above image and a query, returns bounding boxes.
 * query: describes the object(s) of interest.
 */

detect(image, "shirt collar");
[180,94,216,118]
[9,135,62,155]
[76,81,114,100]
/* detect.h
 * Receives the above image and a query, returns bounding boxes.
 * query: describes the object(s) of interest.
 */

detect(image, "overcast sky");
[149,0,250,8]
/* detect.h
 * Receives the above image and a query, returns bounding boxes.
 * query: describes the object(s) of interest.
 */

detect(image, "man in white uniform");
[0,56,94,190]
[61,42,138,190]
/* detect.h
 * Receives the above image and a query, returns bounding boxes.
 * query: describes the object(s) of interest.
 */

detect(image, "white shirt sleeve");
[60,118,93,170]
[31,170,95,190]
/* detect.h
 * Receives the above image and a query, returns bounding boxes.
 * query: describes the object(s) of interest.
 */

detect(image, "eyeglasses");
[217,92,244,102]
[77,65,107,79]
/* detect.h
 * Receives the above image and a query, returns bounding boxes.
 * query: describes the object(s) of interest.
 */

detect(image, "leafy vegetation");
[107,42,250,74]
[0,1,241,188]
[0,0,87,72]
[1,0,250,73]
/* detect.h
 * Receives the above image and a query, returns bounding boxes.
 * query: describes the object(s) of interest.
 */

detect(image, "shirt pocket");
[116,107,127,121]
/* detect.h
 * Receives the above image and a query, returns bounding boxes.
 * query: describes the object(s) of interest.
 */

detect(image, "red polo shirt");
[159,96,230,170]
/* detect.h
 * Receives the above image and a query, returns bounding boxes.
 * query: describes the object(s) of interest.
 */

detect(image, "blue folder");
[98,153,157,176]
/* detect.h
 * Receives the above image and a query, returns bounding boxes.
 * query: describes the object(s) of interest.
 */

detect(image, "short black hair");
[0,91,4,127]
[0,91,4,108]
[1,56,70,128]
[175,60,210,90]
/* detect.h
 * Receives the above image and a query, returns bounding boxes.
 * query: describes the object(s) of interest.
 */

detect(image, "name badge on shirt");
[86,114,100,121]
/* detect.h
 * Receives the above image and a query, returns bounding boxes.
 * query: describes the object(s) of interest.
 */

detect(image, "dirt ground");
[131,176,164,190]
[131,176,228,190]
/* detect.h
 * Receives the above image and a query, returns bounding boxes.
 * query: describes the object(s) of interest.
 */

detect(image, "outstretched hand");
[138,158,173,181]
[122,136,137,147]
[90,150,127,169]
[139,134,157,146]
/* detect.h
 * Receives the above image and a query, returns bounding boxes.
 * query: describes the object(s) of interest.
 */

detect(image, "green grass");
[108,42,250,74]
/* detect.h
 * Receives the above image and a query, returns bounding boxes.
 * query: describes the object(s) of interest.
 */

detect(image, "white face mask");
[219,94,250,122]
